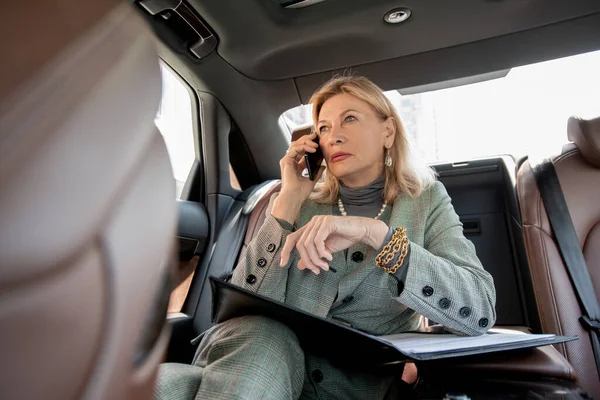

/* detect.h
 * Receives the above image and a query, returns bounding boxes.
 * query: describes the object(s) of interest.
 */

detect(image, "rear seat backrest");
[516,116,600,398]
[433,157,537,329]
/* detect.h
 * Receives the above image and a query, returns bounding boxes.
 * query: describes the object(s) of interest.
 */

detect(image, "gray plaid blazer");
[228,180,496,398]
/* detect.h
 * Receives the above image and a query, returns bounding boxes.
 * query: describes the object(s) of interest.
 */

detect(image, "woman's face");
[317,93,395,188]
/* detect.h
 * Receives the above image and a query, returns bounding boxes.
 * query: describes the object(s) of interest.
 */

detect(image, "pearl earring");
[385,148,393,167]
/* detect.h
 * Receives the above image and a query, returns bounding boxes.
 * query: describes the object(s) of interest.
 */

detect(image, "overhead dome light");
[384,8,411,24]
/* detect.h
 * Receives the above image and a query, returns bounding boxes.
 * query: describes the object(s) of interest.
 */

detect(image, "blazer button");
[342,296,354,304]
[422,286,434,297]
[351,251,364,263]
[478,318,489,328]
[267,243,276,253]
[439,298,451,309]
[459,307,471,318]
[311,369,323,383]
[257,258,267,268]
[246,274,257,284]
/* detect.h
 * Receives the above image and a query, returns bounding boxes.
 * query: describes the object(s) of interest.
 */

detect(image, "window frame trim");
[157,59,204,201]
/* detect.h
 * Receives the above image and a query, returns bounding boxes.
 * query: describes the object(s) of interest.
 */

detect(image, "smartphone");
[305,135,324,180]
[291,126,323,181]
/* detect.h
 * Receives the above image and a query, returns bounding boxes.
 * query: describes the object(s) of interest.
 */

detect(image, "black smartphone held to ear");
[291,126,323,181]
[305,135,324,181]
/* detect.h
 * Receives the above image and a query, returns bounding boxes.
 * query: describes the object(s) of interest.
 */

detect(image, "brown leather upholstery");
[568,117,600,168]
[0,3,176,400]
[416,325,576,381]
[420,345,576,382]
[517,116,600,397]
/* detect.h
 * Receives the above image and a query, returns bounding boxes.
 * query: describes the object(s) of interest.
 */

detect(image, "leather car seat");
[517,116,600,398]
[0,1,176,399]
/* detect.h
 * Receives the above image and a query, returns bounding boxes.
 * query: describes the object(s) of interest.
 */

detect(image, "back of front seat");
[0,1,176,399]
[516,116,600,398]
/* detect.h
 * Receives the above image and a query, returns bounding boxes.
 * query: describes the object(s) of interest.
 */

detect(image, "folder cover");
[210,277,576,367]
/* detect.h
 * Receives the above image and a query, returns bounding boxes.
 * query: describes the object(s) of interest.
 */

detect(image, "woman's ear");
[384,117,396,147]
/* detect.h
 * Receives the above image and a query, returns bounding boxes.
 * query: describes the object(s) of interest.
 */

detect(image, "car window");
[230,164,241,190]
[155,63,196,198]
[281,49,600,163]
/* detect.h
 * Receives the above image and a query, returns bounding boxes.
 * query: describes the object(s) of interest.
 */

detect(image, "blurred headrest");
[0,0,119,103]
[567,116,600,168]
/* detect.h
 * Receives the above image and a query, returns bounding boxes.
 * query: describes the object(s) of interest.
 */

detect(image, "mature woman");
[166,76,496,400]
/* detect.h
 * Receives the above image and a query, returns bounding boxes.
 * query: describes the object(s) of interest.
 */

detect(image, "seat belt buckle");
[579,315,600,332]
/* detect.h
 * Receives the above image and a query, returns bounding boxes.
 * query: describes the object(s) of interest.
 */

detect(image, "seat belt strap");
[532,159,600,379]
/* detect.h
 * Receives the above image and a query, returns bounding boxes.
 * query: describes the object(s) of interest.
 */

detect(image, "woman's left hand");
[280,216,389,274]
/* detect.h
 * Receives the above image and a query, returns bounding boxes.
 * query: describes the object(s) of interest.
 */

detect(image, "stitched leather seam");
[523,224,548,333]
[554,148,580,164]
[582,219,599,255]
[532,178,553,335]
[527,223,569,357]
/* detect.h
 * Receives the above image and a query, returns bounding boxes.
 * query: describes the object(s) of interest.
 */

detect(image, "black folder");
[210,277,576,367]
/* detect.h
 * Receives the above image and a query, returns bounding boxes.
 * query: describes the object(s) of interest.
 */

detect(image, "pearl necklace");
[337,197,387,220]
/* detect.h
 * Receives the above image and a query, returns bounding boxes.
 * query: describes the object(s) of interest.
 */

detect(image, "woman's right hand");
[280,132,324,199]
[271,133,324,224]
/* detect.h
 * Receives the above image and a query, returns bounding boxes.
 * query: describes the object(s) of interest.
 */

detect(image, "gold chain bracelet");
[375,227,409,274]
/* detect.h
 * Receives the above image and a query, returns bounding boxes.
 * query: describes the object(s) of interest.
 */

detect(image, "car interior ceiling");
[133,0,600,396]
[138,0,600,184]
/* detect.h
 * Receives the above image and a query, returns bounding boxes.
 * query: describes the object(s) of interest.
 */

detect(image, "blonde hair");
[309,75,436,205]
